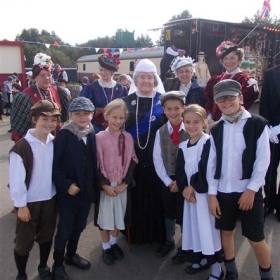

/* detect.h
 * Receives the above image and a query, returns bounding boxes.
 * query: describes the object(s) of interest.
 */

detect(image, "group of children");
[9,79,273,280]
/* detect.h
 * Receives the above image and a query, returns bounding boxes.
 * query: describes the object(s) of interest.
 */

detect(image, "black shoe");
[64,253,90,269]
[8,128,12,132]
[52,265,69,280]
[185,263,210,274]
[16,273,27,280]
[171,247,188,265]
[111,244,124,260]
[155,240,175,257]
[38,266,52,280]
[261,278,274,280]
[225,271,239,280]
[102,248,115,265]
[207,270,224,280]
[5,112,11,116]
[276,210,280,222]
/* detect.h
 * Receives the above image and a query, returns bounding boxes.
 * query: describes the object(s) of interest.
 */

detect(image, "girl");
[175,104,223,280]
[95,99,138,265]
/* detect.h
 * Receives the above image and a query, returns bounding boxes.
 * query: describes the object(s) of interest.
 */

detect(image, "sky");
[1,0,279,46]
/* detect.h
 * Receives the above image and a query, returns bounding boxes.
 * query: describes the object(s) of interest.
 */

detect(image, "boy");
[9,100,61,280]
[52,97,98,280]
[208,79,273,280]
[153,91,188,264]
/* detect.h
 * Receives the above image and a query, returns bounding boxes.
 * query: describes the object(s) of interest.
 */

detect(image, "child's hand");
[102,185,118,197]
[209,195,221,218]
[68,183,80,196]
[18,206,31,222]
[169,181,179,193]
[115,183,128,194]
[183,186,197,203]
[238,189,255,211]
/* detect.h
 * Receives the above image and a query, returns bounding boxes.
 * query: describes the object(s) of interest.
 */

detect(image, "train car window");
[83,64,86,71]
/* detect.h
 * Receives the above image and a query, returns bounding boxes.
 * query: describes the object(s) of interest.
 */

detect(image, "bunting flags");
[17,40,160,53]
[259,0,271,21]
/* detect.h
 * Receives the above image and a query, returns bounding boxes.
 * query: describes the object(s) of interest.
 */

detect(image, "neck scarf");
[62,121,93,140]
[222,106,243,123]
[170,122,182,145]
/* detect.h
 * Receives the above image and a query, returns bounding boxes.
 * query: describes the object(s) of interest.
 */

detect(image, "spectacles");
[38,73,52,79]
[215,95,238,103]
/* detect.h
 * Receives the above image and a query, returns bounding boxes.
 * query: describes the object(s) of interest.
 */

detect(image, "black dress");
[123,92,167,244]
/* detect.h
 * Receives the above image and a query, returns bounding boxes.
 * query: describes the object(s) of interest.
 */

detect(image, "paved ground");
[0,103,280,280]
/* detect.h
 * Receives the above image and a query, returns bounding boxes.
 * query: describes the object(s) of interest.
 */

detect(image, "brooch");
[131,100,136,106]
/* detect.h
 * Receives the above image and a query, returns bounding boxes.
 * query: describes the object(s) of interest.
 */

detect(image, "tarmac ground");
[0,103,280,280]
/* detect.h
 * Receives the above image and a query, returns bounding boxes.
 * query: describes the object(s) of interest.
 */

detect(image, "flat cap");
[160,90,186,105]
[213,79,241,100]
[68,97,95,112]
[30,100,61,117]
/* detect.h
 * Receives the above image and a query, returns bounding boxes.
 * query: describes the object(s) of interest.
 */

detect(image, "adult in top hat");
[164,56,205,107]
[80,52,128,133]
[204,40,258,123]
[10,52,69,143]
[122,58,167,244]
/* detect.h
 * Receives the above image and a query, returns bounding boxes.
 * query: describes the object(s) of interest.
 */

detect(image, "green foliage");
[242,11,280,25]
[135,34,153,47]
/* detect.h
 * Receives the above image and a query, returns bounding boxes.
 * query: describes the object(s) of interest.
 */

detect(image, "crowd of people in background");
[2,39,279,280]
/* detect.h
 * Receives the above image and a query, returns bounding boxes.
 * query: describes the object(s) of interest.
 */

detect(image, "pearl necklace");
[135,94,154,150]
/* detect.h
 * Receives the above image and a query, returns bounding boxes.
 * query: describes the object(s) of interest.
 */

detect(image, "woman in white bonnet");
[164,57,205,108]
[123,59,167,244]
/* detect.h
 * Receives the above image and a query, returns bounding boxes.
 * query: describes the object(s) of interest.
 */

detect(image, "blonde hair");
[182,104,208,130]
[104,99,129,119]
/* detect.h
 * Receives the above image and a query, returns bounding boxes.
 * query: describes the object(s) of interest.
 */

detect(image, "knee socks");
[38,240,52,268]
[14,250,29,277]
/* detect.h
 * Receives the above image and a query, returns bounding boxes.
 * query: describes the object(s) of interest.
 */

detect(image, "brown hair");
[220,47,244,66]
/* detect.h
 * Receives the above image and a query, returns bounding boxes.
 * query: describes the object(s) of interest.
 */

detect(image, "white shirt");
[207,110,270,194]
[153,121,185,187]
[9,129,56,207]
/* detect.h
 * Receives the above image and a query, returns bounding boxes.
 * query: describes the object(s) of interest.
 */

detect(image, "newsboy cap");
[160,90,186,105]
[68,97,95,112]
[213,79,241,100]
[30,100,61,117]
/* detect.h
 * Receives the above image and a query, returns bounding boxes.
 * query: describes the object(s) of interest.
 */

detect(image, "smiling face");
[221,51,241,73]
[104,107,126,132]
[70,111,93,128]
[163,99,185,126]
[177,66,193,85]
[183,111,206,142]
[32,115,58,136]
[135,72,155,96]
[35,69,52,90]
[215,94,243,116]
[99,66,113,82]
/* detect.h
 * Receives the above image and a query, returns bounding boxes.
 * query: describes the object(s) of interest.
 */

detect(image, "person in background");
[176,104,223,280]
[259,55,280,220]
[13,72,22,87]
[208,79,273,280]
[9,100,61,280]
[25,71,34,88]
[164,57,206,108]
[123,59,167,244]
[160,43,186,82]
[204,41,258,126]
[95,99,138,265]
[117,74,131,91]
[79,76,90,94]
[2,76,13,116]
[81,53,127,132]
[153,91,189,264]
[57,78,71,100]
[10,53,69,143]
[92,72,101,82]
[55,64,68,83]
[52,97,98,280]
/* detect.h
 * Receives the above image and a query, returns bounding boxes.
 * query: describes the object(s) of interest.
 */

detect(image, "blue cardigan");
[53,129,98,207]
